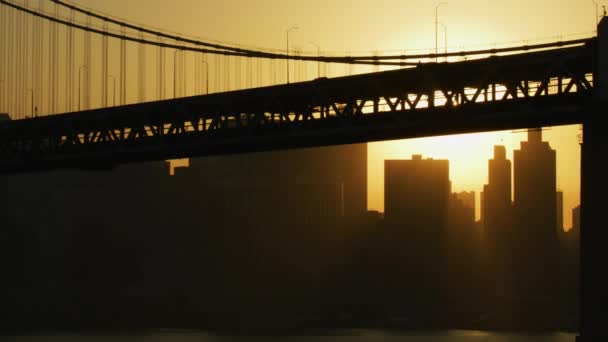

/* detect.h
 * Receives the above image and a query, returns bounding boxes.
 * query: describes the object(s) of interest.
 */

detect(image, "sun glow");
[71,0,588,230]
[368,124,581,228]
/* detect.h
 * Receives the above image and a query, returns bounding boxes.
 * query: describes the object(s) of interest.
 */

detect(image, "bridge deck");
[0,41,597,172]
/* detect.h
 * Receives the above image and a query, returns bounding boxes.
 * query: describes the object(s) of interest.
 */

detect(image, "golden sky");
[71,0,595,228]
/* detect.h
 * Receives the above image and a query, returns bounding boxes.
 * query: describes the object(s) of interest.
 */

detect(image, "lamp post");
[27,89,33,117]
[308,41,321,79]
[593,0,599,33]
[201,59,209,95]
[438,22,447,62]
[286,26,299,84]
[174,49,181,98]
[108,75,116,107]
[78,65,87,111]
[435,2,447,63]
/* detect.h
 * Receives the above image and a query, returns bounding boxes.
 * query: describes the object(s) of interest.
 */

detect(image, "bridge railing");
[0,41,596,172]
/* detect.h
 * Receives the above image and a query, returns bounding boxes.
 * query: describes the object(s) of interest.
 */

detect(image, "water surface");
[3,330,577,342]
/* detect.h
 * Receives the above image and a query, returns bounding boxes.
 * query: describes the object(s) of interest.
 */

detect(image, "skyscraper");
[513,129,559,301]
[170,143,368,315]
[384,155,450,231]
[482,145,513,299]
[183,143,367,224]
[384,155,450,320]
[556,190,564,236]
[484,145,512,232]
[572,205,581,234]
[456,191,476,222]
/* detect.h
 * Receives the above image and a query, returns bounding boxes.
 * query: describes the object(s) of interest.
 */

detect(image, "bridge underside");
[0,42,595,172]
[0,96,592,173]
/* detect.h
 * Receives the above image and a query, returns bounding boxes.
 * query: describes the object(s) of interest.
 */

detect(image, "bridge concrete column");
[578,17,608,342]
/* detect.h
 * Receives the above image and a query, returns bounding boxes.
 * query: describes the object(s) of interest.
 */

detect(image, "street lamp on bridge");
[308,41,321,79]
[435,2,447,63]
[593,0,600,31]
[286,26,299,84]
[438,22,447,62]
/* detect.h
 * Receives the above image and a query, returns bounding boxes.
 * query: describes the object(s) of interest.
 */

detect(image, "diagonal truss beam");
[0,43,596,172]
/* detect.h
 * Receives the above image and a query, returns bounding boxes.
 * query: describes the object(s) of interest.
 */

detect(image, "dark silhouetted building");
[512,129,560,314]
[0,143,367,329]
[456,191,475,222]
[446,191,483,321]
[168,143,367,320]
[562,205,580,329]
[384,155,449,228]
[180,143,367,225]
[556,191,564,236]
[383,155,449,322]
[572,205,580,234]
[482,145,513,300]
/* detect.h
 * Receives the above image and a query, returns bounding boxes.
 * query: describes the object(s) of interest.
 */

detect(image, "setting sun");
[368,124,581,227]
[0,0,597,338]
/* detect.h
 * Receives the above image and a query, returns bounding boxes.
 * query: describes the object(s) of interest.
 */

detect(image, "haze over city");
[0,0,603,341]
[17,0,592,225]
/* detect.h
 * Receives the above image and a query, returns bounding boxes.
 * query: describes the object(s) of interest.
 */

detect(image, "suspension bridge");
[0,0,598,172]
[1,1,608,340]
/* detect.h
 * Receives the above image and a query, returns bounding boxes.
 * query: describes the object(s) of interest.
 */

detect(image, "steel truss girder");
[0,42,597,172]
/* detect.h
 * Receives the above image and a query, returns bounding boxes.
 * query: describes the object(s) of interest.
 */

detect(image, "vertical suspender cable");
[84,14,91,110]
[235,55,241,90]
[120,25,126,105]
[52,1,58,113]
[138,31,144,103]
[157,38,161,100]
[247,56,252,89]
[0,3,5,114]
[36,0,43,114]
[66,9,74,112]
[224,55,229,91]
[173,39,180,98]
[101,20,108,107]
[181,47,185,96]
[158,37,164,100]
[15,2,22,118]
[214,53,219,93]
[194,52,199,94]
[24,0,30,116]
[8,5,14,116]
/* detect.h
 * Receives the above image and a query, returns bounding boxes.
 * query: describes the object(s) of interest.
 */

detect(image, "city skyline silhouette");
[0,0,596,340]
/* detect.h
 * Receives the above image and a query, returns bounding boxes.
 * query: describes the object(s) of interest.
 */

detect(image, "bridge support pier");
[578,117,608,342]
[578,17,608,342]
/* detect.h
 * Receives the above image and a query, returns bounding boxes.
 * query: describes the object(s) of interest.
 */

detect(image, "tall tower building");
[556,190,564,236]
[182,143,367,223]
[572,205,581,234]
[513,128,559,301]
[514,129,557,236]
[384,155,450,319]
[456,191,476,219]
[384,155,450,232]
[484,145,512,231]
[483,145,513,298]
